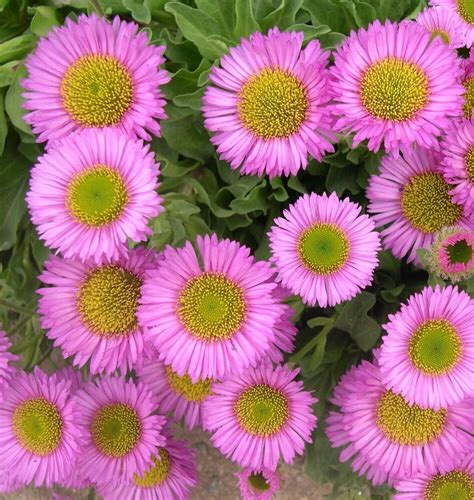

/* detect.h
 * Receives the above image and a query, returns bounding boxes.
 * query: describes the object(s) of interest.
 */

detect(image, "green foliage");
[0,0,451,497]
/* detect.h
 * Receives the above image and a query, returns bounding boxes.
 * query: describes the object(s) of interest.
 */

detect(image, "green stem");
[290,319,335,364]
[0,298,35,316]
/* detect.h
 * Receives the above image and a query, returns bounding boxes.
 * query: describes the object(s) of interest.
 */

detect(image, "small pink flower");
[431,0,474,47]
[235,467,283,499]
[416,6,466,48]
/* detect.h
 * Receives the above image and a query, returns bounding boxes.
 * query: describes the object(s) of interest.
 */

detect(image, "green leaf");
[0,60,18,87]
[287,23,331,41]
[303,0,356,35]
[28,6,62,37]
[195,0,236,39]
[5,65,32,136]
[326,165,360,196]
[122,0,151,24]
[0,93,7,156]
[234,0,260,39]
[260,0,304,30]
[341,0,376,28]
[0,35,36,65]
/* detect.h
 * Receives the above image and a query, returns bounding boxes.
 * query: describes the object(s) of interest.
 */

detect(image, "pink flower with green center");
[235,467,283,499]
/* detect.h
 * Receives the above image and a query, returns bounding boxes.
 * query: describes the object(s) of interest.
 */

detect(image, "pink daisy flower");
[427,227,474,281]
[202,363,317,471]
[431,0,474,47]
[326,361,474,481]
[366,147,473,263]
[38,247,157,375]
[202,27,335,178]
[27,128,163,264]
[22,13,170,143]
[0,368,81,487]
[416,6,466,48]
[394,452,474,499]
[268,192,380,307]
[0,329,18,396]
[137,357,216,430]
[378,286,474,409]
[441,119,474,216]
[235,467,283,500]
[138,234,285,382]
[330,20,464,154]
[74,376,166,485]
[461,56,474,119]
[97,425,198,500]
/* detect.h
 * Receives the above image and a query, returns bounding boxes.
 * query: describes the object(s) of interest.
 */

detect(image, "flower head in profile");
[326,361,474,483]
[426,227,474,282]
[431,0,474,47]
[0,368,81,487]
[268,192,380,307]
[139,234,285,382]
[75,376,166,485]
[27,128,163,264]
[0,329,18,397]
[23,13,169,142]
[366,147,472,263]
[235,467,283,500]
[203,27,335,178]
[416,6,466,47]
[203,363,317,471]
[331,20,463,154]
[38,248,157,375]
[378,286,474,409]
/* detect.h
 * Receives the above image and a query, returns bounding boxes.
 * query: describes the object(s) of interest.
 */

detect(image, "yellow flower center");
[133,448,171,488]
[66,165,129,227]
[91,403,141,457]
[430,29,450,44]
[165,366,212,402]
[61,54,133,127]
[238,68,308,139]
[457,0,474,24]
[377,390,446,445]
[361,58,429,121]
[12,397,62,456]
[235,384,289,437]
[425,470,474,500]
[463,76,474,120]
[464,147,474,183]
[401,173,462,233]
[78,265,142,337]
[178,273,246,341]
[409,319,462,375]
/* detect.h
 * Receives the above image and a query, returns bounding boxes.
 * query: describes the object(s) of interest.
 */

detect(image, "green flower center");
[248,472,271,492]
[409,319,462,375]
[61,54,133,127]
[361,57,429,121]
[238,68,308,139]
[457,0,474,24]
[66,165,129,227]
[12,397,62,456]
[401,173,462,233]
[178,273,246,341]
[425,470,474,500]
[377,390,446,445]
[133,448,171,488]
[91,403,141,457]
[78,265,142,337]
[165,366,212,402]
[298,223,350,275]
[235,384,289,437]
[464,148,474,183]
[462,77,474,120]
[430,30,450,44]
[448,238,473,265]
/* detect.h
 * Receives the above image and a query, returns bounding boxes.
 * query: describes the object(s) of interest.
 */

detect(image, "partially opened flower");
[27,128,163,264]
[441,119,474,215]
[426,227,474,281]
[431,0,474,47]
[326,361,474,481]
[23,13,170,142]
[0,329,18,396]
[394,452,474,499]
[378,286,474,409]
[137,358,215,430]
[38,248,157,375]
[416,6,465,47]
[75,376,166,485]
[268,192,380,307]
[331,20,463,154]
[203,27,335,178]
[235,468,283,499]
[203,363,317,471]
[366,147,472,263]
[139,234,285,382]
[97,426,198,499]
[0,368,81,487]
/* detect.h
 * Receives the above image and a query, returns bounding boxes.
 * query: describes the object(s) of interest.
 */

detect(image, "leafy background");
[3,0,471,498]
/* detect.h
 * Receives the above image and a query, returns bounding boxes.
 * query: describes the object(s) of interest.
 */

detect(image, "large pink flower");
[431,0,474,47]
[203,27,335,178]
[22,13,169,142]
[331,20,463,154]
